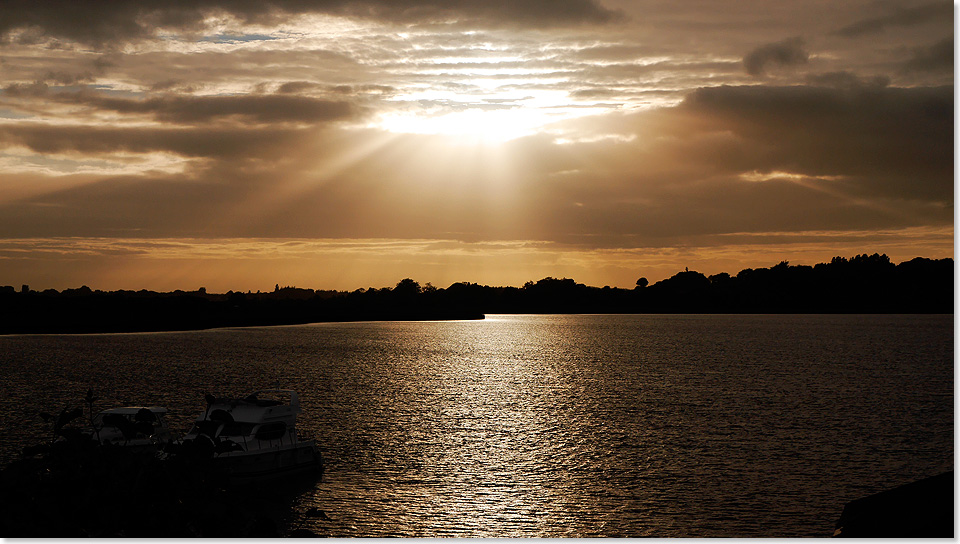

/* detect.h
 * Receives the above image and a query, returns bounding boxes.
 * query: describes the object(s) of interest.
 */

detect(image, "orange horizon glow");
[0,229,951,293]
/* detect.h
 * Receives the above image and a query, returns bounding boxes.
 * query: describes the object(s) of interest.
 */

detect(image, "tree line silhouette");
[0,254,951,333]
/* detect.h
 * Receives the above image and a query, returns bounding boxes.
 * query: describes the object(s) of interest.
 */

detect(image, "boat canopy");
[100,406,168,415]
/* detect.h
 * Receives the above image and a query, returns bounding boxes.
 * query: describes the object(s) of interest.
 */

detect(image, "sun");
[373,81,605,144]
[377,106,548,143]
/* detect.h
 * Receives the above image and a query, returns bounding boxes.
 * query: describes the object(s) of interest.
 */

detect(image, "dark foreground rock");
[834,471,953,537]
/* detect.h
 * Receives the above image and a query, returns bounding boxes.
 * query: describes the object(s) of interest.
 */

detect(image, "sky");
[0,0,953,292]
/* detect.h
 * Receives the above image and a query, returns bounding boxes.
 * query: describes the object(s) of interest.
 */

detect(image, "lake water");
[0,314,952,537]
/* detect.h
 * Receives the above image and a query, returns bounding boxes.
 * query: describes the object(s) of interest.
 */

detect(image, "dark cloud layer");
[804,71,890,90]
[0,0,621,47]
[834,2,953,37]
[743,37,808,76]
[0,123,312,158]
[901,38,954,73]
[679,84,953,194]
[57,91,358,125]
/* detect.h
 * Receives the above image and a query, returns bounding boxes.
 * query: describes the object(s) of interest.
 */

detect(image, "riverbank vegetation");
[1,254,951,334]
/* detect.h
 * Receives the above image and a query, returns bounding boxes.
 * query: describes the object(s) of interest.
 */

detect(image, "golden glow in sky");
[0,0,952,291]
[375,93,609,143]
[378,106,540,142]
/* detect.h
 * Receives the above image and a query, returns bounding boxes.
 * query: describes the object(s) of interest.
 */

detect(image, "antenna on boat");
[203,393,216,420]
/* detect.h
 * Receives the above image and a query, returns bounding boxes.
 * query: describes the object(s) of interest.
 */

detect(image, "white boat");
[90,406,172,451]
[181,389,323,483]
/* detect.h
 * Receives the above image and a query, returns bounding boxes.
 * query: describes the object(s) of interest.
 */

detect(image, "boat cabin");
[186,390,304,449]
[93,406,170,445]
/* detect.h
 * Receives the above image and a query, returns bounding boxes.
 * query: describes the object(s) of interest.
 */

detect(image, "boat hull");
[214,440,323,484]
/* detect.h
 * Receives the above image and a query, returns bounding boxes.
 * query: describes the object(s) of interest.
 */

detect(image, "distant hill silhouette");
[0,254,951,334]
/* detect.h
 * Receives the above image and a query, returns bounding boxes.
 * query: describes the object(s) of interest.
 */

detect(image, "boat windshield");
[220,422,257,437]
[255,422,287,441]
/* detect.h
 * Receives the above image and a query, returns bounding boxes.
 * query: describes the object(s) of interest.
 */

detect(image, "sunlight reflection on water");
[0,314,952,536]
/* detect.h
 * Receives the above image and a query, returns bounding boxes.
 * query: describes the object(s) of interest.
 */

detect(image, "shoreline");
[0,312,486,335]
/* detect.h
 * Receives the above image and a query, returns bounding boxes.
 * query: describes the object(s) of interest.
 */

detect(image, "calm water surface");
[0,314,952,537]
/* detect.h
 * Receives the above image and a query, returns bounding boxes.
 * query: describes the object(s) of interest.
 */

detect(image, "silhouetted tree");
[393,278,422,296]
[0,254,950,333]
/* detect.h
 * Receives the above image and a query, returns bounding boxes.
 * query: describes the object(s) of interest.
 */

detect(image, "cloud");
[804,71,889,90]
[0,82,950,249]
[277,81,322,94]
[0,123,315,159]
[0,3,952,253]
[901,38,954,73]
[61,92,360,125]
[0,175,241,238]
[743,37,808,76]
[834,2,953,37]
[149,79,200,93]
[0,0,622,48]
[1,78,367,129]
[676,84,953,197]
[347,0,623,27]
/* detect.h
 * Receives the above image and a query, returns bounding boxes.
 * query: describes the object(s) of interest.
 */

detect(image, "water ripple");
[0,314,952,537]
